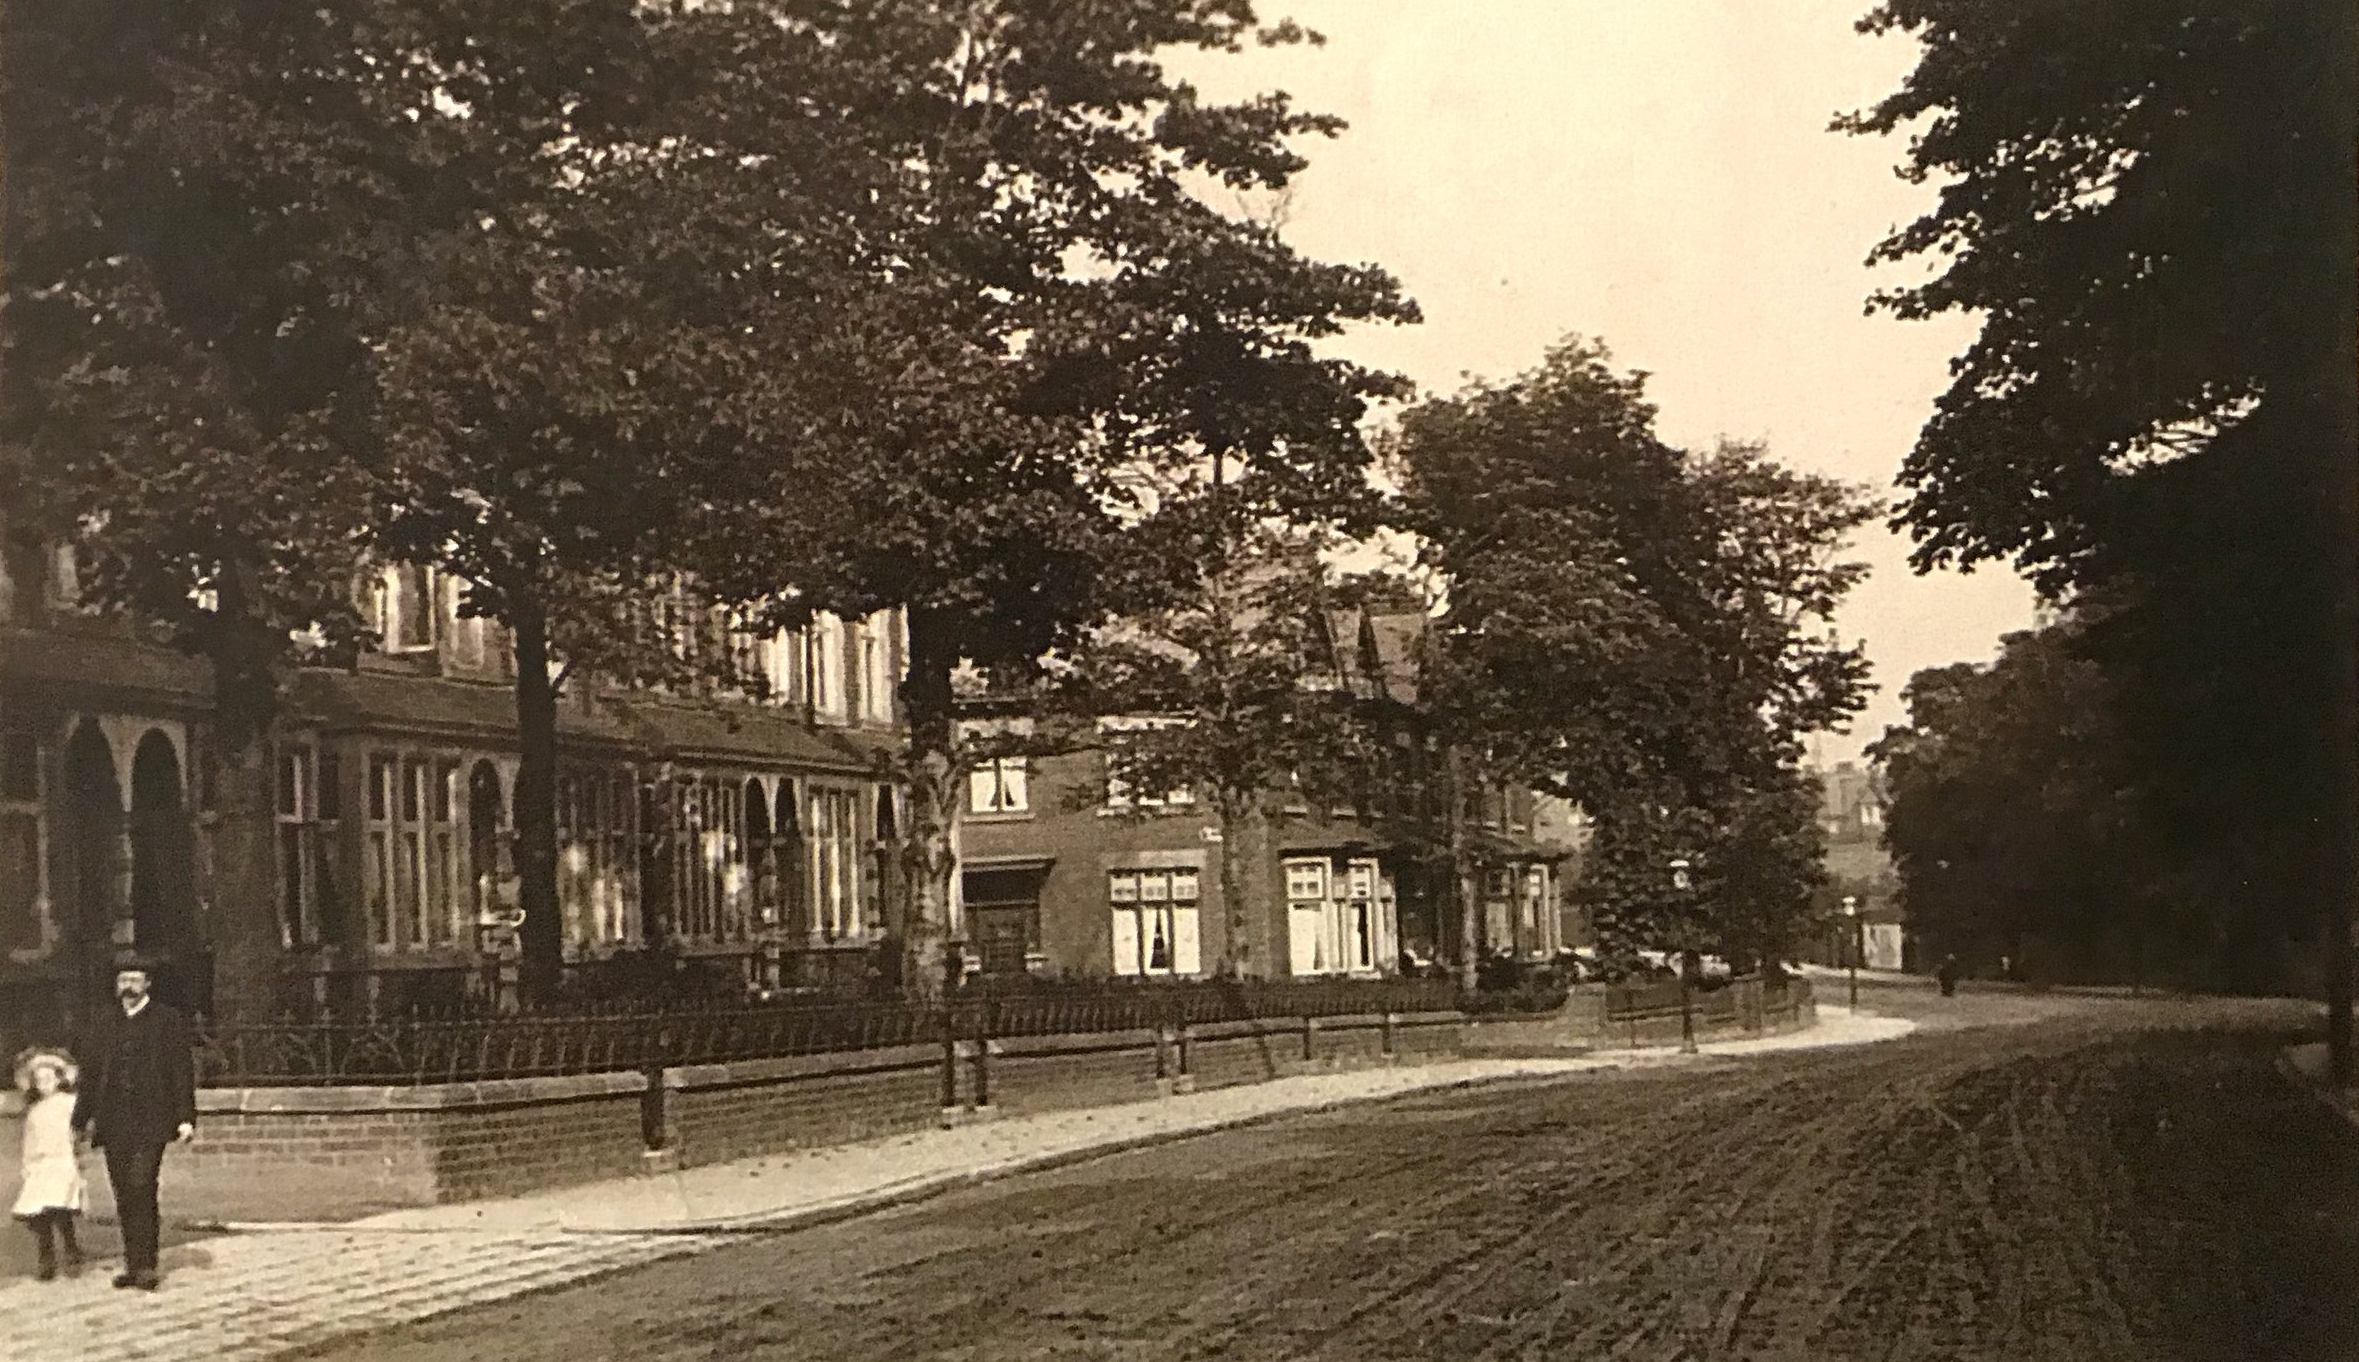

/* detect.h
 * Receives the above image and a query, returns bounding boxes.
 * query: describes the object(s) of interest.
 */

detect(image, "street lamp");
[1672,858,1697,1054]
[1842,895,1860,1010]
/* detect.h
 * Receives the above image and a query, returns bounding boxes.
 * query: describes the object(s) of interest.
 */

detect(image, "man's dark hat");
[110,948,165,974]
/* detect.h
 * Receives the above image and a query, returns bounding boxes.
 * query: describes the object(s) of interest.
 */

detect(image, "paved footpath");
[3,1009,1911,1362]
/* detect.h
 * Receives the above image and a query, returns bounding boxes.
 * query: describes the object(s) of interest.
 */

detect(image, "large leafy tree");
[1057,512,1374,978]
[1395,340,1875,976]
[1844,0,2359,1070]
[7,0,880,1005]
[1872,621,2204,987]
[752,1,1414,994]
[2,0,408,1014]
[361,2,889,1000]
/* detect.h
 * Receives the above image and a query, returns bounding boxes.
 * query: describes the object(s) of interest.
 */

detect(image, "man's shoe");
[131,1270,160,1291]
[111,1272,137,1289]
[34,1259,56,1282]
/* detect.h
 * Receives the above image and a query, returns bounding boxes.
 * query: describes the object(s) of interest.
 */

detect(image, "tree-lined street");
[285,988,2352,1362]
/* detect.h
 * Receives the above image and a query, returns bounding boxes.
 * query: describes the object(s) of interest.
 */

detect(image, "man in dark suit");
[72,950,197,1290]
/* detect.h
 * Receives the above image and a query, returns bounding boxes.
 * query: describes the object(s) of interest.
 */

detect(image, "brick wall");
[176,1074,647,1222]
[982,1033,1165,1118]
[666,1046,948,1168]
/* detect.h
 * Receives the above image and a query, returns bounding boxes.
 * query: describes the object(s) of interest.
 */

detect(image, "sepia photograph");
[0,1,2351,1358]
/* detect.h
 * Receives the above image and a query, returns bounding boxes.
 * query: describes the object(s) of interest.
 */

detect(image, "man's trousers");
[104,1141,168,1274]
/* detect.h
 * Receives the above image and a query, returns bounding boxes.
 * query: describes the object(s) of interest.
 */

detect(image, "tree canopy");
[1391,338,1877,973]
[1847,0,2357,1056]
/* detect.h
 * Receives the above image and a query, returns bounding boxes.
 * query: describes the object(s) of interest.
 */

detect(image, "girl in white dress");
[12,1048,85,1280]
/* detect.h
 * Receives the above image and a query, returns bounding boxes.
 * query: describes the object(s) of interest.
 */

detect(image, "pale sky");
[1183,0,2039,761]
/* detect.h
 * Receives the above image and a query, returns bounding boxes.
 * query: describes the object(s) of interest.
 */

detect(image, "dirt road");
[296,989,2356,1362]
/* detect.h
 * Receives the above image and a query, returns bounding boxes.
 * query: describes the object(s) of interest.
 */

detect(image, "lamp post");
[1672,858,1697,1054]
[1842,895,1860,1010]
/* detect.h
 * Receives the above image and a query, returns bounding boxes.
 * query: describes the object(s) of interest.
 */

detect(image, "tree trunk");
[206,739,278,1021]
[510,596,563,1006]
[896,609,958,998]
[1216,790,1271,978]
[204,572,286,1022]
[1447,746,1479,992]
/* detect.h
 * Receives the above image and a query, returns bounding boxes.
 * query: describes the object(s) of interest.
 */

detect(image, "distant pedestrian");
[1937,953,1961,997]
[11,1047,86,1280]
[72,952,196,1291]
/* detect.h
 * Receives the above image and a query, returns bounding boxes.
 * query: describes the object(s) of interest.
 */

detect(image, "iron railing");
[194,977,1464,1087]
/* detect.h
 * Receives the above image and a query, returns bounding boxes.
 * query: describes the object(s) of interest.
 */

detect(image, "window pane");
[1139,871,1169,903]
[398,831,422,943]
[367,834,392,946]
[400,760,422,822]
[277,751,304,818]
[1108,872,1138,903]
[317,753,342,822]
[396,566,434,648]
[1171,868,1200,903]
[1172,907,1202,975]
[1145,906,1172,973]
[279,825,306,946]
[427,829,453,941]
[1110,907,1141,976]
[369,757,391,821]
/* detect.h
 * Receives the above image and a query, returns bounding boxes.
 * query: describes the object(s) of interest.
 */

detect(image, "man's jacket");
[73,1001,197,1150]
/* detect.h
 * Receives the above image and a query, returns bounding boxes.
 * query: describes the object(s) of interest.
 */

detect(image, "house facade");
[0,535,909,1042]
[952,610,1570,982]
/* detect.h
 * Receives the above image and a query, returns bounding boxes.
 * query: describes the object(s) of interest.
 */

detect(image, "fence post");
[941,1002,960,1113]
[1154,1024,1172,1080]
[1177,1020,1193,1078]
[1301,1014,1317,1063]
[640,1062,671,1155]
[1381,1011,1397,1058]
[972,997,994,1110]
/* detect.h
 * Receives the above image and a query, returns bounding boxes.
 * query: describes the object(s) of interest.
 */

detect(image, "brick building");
[0,534,910,1042]
[953,609,1574,981]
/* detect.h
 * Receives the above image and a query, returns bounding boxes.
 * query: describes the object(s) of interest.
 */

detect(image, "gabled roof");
[1363,612,1427,705]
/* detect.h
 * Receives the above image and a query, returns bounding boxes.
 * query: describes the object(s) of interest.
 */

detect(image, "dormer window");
[858,613,896,724]
[373,565,439,655]
[443,575,491,669]
[810,614,846,718]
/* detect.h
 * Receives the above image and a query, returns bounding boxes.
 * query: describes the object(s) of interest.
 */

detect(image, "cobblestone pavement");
[0,1013,1919,1361]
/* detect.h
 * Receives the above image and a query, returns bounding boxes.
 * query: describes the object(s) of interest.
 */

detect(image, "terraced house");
[0,531,909,1045]
[956,609,1581,983]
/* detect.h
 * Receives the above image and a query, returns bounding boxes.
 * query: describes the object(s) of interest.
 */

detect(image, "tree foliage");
[1847,1,2358,1036]
[1391,339,1876,971]
[1871,620,2271,988]
[6,0,1414,1002]
[730,1,1414,992]
[1054,513,1374,977]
